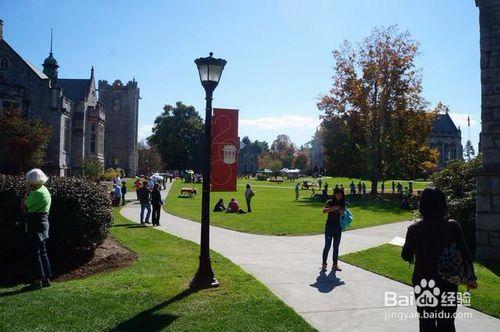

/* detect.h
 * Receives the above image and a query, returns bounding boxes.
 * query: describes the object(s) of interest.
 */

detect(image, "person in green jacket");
[23,168,52,288]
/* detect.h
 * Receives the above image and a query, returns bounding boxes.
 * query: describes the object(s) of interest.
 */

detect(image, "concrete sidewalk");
[121,182,499,332]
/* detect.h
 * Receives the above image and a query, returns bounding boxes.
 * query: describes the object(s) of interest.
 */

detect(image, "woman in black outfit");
[151,183,163,226]
[402,188,478,332]
[321,187,345,271]
[213,198,226,212]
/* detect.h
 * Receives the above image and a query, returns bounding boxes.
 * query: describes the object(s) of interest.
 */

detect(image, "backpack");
[437,222,475,285]
[340,208,353,231]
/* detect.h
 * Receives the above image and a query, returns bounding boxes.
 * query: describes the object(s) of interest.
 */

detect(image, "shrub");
[102,167,118,181]
[431,155,481,255]
[81,156,104,180]
[0,174,113,260]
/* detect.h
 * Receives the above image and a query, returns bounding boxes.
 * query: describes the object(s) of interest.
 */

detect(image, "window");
[90,123,96,154]
[98,124,104,155]
[0,56,9,70]
[64,117,70,152]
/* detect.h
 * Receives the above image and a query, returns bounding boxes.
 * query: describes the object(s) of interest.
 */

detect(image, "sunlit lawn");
[0,208,313,331]
[340,244,500,318]
[165,178,416,235]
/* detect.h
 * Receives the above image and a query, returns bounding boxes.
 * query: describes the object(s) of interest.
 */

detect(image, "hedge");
[0,175,113,260]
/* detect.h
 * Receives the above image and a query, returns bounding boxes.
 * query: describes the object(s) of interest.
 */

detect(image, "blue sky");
[1,0,481,150]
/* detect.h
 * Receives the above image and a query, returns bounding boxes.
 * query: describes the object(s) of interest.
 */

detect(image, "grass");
[165,179,415,236]
[0,208,314,331]
[340,244,500,318]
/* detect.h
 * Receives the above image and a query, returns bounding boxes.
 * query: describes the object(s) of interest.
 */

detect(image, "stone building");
[0,20,139,176]
[99,79,139,176]
[237,138,259,174]
[429,111,463,169]
[475,0,500,261]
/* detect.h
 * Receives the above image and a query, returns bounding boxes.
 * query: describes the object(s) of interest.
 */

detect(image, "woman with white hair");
[22,168,52,288]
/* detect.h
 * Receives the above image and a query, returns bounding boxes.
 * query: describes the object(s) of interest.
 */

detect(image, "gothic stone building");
[0,20,139,176]
[237,138,259,174]
[429,111,463,169]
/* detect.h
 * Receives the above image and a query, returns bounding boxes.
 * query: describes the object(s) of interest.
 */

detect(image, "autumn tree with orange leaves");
[318,26,438,193]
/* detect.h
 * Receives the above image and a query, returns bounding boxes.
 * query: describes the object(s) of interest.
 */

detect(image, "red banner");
[211,108,239,192]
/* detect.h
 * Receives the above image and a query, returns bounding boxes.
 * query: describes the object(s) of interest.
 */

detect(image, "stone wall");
[476,0,500,261]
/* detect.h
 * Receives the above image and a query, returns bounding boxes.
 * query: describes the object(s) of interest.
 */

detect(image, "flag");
[211,108,239,192]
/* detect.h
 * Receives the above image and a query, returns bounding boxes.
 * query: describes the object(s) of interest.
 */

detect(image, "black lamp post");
[190,52,227,289]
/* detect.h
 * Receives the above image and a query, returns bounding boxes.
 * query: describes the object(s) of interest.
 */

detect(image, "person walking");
[22,169,52,288]
[392,181,396,194]
[245,184,255,212]
[321,188,346,272]
[121,181,127,206]
[137,181,152,224]
[151,183,163,226]
[402,188,477,332]
[295,182,300,200]
[381,182,385,194]
[350,181,356,195]
[134,178,142,200]
[362,182,366,195]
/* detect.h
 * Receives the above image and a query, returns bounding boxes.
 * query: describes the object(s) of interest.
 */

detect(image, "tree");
[0,107,52,174]
[258,152,283,171]
[269,134,296,168]
[148,102,204,171]
[138,140,164,175]
[464,140,475,161]
[318,26,437,192]
[293,150,310,170]
[81,156,104,180]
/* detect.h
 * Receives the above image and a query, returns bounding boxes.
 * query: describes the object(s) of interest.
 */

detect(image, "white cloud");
[240,115,320,130]
[138,124,154,140]
[449,113,477,128]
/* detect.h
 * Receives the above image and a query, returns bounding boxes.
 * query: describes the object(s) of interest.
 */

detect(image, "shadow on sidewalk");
[111,288,196,331]
[310,270,345,293]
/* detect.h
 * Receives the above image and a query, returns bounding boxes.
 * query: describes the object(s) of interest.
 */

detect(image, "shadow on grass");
[0,284,42,298]
[112,224,147,229]
[293,195,411,215]
[111,288,196,332]
[480,261,500,277]
[309,270,345,293]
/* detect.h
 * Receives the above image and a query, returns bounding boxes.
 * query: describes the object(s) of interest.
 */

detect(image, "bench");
[180,187,197,198]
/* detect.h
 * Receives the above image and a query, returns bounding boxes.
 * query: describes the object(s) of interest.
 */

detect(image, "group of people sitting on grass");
[213,184,255,214]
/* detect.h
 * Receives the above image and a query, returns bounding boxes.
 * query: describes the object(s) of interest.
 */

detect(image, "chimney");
[0,20,3,40]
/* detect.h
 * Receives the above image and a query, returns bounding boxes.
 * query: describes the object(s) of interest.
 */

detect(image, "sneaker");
[145,221,151,224]
[42,279,51,287]
[332,265,342,272]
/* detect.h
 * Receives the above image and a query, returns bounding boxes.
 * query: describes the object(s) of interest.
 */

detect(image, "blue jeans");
[140,203,151,223]
[322,222,342,265]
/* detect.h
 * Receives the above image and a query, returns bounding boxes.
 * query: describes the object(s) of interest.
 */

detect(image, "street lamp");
[190,52,227,289]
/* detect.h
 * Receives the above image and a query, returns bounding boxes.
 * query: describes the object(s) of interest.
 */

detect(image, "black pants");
[322,222,342,265]
[29,236,52,280]
[246,198,252,212]
[416,281,458,332]
[122,194,126,205]
[152,204,161,226]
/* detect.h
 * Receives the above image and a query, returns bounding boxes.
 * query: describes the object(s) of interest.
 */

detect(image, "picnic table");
[180,187,197,198]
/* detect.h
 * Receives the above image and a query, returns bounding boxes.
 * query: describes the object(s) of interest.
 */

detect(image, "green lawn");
[0,208,313,331]
[165,179,415,236]
[340,244,500,318]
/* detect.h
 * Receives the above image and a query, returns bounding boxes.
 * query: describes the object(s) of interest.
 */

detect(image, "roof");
[58,79,91,102]
[432,113,459,133]
[24,58,48,79]
[0,39,48,79]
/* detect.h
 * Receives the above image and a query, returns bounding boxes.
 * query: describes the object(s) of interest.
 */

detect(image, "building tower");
[98,79,139,176]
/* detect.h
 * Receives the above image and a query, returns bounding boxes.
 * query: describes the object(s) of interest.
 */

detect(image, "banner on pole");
[211,108,239,192]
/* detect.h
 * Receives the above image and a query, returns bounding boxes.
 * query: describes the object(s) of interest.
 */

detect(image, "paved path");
[121,182,499,332]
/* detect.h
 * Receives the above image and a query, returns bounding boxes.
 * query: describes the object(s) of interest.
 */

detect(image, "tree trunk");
[371,179,378,195]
